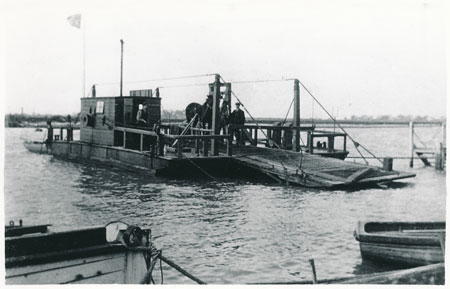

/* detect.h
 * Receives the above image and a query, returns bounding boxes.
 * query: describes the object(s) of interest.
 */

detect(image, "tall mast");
[120,39,124,97]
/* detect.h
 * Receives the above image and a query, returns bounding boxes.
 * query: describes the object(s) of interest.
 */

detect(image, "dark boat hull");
[354,221,445,266]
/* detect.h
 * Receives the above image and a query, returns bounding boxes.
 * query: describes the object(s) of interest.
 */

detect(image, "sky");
[1,0,448,119]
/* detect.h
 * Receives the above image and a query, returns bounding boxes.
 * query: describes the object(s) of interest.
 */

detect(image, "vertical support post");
[158,135,164,156]
[227,135,232,156]
[442,122,446,146]
[343,135,347,151]
[120,39,124,97]
[211,74,221,156]
[123,131,126,148]
[177,139,183,159]
[308,131,313,153]
[327,136,334,152]
[195,137,200,155]
[254,129,258,147]
[293,79,300,152]
[203,139,209,157]
[140,134,143,151]
[225,83,232,116]
[409,121,414,168]
[60,128,63,140]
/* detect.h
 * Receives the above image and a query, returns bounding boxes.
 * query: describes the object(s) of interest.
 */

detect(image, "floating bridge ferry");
[24,74,415,188]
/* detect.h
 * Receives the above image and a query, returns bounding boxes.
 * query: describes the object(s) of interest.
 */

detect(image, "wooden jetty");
[409,121,446,170]
[24,74,415,188]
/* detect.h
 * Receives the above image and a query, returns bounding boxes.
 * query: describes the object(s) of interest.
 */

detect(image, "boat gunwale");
[355,221,445,246]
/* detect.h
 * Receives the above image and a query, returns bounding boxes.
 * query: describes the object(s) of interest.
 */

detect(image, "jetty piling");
[293,79,300,152]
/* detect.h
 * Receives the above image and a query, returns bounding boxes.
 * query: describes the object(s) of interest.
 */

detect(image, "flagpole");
[82,17,86,98]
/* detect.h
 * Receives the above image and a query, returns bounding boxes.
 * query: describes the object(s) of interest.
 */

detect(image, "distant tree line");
[5,111,445,127]
[5,113,80,127]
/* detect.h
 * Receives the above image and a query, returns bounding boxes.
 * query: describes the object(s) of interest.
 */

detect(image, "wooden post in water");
[409,121,414,168]
[436,122,446,170]
[308,259,318,284]
[211,74,221,156]
[293,79,300,152]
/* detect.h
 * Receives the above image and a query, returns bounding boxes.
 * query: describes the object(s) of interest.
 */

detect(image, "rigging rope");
[228,78,290,84]
[281,97,295,126]
[218,75,305,177]
[96,74,217,86]
[160,103,173,123]
[414,131,430,148]
[157,83,210,89]
[298,80,383,164]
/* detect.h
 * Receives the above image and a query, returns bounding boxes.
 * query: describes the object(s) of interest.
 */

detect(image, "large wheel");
[185,102,202,122]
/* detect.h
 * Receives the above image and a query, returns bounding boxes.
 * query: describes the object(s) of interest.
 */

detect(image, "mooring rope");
[298,80,383,165]
[159,255,206,284]
[182,155,219,182]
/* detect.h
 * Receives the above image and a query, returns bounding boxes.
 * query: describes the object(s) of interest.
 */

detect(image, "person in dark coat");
[229,102,245,145]
[136,104,147,127]
[45,120,53,146]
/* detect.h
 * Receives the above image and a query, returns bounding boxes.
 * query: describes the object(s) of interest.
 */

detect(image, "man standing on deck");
[230,102,245,145]
[45,120,53,146]
[136,104,147,127]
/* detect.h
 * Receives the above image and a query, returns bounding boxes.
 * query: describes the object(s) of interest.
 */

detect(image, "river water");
[4,126,446,284]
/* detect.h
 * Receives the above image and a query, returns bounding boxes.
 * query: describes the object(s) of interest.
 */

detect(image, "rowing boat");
[354,221,445,266]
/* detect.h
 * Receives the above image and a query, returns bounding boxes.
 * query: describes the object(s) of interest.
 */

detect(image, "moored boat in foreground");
[5,221,154,284]
[354,221,445,266]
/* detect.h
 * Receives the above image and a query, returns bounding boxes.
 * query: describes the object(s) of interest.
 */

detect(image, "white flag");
[67,14,81,29]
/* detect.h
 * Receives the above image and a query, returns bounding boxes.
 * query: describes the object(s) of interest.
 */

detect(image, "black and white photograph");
[2,0,447,285]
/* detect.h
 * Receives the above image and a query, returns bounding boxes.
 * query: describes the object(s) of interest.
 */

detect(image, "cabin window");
[96,101,104,114]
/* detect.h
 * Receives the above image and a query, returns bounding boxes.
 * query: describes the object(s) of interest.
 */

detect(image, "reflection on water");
[4,128,446,284]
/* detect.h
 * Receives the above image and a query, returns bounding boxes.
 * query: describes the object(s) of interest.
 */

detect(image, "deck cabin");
[79,88,160,151]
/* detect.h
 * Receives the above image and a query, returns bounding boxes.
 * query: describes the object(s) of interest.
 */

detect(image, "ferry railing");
[228,124,316,149]
[50,126,78,141]
[159,133,233,158]
[307,130,347,153]
[115,126,159,152]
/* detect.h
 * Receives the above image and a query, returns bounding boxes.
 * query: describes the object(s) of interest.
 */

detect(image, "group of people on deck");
[136,96,246,145]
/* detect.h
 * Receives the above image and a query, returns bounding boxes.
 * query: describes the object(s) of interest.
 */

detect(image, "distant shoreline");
[5,118,444,128]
